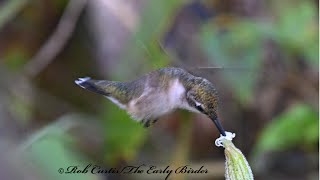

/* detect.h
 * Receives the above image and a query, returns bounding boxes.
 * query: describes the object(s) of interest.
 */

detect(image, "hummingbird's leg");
[139,119,150,128]
[149,119,158,127]
[141,119,158,128]
[151,119,158,125]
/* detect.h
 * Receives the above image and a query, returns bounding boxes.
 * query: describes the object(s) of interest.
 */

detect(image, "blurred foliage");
[4,48,29,71]
[0,0,29,28]
[102,101,147,165]
[9,94,33,124]
[272,1,318,63]
[202,20,263,103]
[0,0,318,179]
[137,1,183,42]
[253,104,318,155]
[116,0,184,79]
[201,1,318,103]
[25,117,99,180]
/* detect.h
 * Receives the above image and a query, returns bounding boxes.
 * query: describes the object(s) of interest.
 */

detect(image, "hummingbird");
[75,67,226,136]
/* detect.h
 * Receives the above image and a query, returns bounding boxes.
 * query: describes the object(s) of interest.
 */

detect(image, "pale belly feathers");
[125,78,197,121]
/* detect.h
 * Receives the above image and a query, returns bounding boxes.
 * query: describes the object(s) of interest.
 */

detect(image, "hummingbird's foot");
[141,119,158,128]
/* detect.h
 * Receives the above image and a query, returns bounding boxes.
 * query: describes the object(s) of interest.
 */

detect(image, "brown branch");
[23,0,88,78]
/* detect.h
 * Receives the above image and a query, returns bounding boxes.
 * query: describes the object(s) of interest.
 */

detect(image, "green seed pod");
[215,132,254,180]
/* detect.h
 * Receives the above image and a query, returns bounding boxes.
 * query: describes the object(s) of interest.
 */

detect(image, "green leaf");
[253,104,319,155]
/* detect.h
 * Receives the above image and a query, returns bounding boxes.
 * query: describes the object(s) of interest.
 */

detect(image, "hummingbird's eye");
[195,104,205,113]
[190,98,206,114]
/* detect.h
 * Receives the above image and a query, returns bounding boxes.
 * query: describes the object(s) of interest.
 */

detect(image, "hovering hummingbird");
[75,67,226,136]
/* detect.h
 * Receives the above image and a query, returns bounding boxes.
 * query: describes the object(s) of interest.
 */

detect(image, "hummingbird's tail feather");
[75,77,110,96]
[75,77,91,86]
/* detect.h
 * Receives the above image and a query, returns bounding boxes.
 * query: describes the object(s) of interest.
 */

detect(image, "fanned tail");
[75,77,110,96]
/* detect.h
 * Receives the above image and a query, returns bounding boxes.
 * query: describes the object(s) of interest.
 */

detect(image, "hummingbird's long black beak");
[210,116,226,136]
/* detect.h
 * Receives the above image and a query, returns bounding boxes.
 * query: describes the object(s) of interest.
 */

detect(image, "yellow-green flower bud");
[215,132,254,180]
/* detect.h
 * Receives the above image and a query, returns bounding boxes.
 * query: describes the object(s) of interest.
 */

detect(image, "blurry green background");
[0,0,318,180]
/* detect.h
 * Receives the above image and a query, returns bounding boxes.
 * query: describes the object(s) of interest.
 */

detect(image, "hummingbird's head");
[186,79,226,136]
